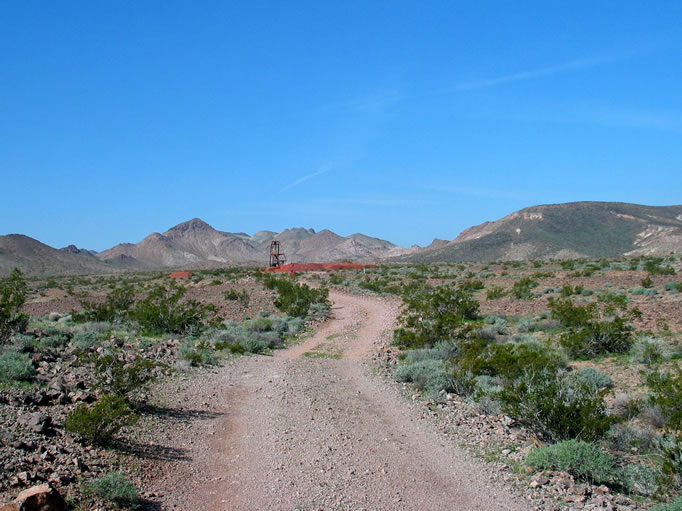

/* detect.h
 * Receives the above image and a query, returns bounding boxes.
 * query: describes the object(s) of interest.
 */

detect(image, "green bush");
[393,284,479,349]
[262,275,330,318]
[496,370,617,441]
[87,471,140,509]
[525,439,617,484]
[455,340,565,381]
[650,496,682,511]
[95,355,157,396]
[0,268,29,345]
[566,367,613,392]
[633,337,666,366]
[664,281,682,292]
[644,259,676,276]
[486,285,506,300]
[394,359,453,395]
[73,284,135,323]
[40,333,69,349]
[558,315,633,359]
[646,367,682,432]
[0,351,35,383]
[618,464,659,496]
[179,340,217,366]
[604,423,658,454]
[65,394,138,445]
[511,277,538,299]
[133,281,221,335]
[224,289,250,307]
[72,331,106,350]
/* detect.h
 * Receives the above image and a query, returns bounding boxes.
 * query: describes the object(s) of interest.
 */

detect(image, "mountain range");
[1,202,681,276]
[399,201,682,263]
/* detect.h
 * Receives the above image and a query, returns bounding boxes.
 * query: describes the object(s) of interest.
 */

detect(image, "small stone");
[594,485,610,495]
[26,413,51,434]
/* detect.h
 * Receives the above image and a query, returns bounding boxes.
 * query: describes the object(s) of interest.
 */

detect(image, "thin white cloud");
[425,184,524,201]
[279,166,332,192]
[456,55,617,90]
[496,101,682,133]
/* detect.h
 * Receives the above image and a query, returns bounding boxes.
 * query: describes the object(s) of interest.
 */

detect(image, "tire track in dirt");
[150,291,530,510]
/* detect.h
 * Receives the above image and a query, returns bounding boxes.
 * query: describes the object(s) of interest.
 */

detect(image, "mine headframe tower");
[269,240,287,268]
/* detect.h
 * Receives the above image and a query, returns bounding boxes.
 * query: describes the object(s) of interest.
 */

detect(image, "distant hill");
[94,218,398,269]
[0,235,117,276]
[400,202,682,263]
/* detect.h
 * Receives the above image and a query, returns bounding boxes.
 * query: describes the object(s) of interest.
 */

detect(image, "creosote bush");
[262,275,330,318]
[549,298,634,358]
[393,284,479,349]
[65,394,138,446]
[73,285,135,323]
[133,281,221,335]
[496,369,617,442]
[0,268,29,345]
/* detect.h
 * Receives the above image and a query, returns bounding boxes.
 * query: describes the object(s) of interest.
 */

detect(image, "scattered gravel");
[135,292,532,510]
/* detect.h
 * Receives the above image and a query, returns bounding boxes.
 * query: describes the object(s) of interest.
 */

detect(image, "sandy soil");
[141,291,530,510]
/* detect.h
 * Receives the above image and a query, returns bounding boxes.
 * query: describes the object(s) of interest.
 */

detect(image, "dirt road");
[148,291,529,510]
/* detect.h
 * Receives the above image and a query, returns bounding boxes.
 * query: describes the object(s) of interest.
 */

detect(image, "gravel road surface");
[146,291,530,510]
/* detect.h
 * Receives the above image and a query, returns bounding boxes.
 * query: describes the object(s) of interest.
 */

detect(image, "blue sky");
[1,1,681,250]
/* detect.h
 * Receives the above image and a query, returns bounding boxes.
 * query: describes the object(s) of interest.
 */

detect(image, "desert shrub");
[245,317,273,332]
[405,347,444,363]
[394,359,453,395]
[604,423,658,454]
[0,268,29,345]
[618,464,659,496]
[549,298,595,328]
[597,291,629,314]
[511,277,538,299]
[566,367,613,392]
[262,275,330,318]
[611,393,642,421]
[77,321,113,334]
[641,405,666,429]
[644,259,676,276]
[486,285,506,300]
[133,281,221,335]
[526,439,617,484]
[9,333,35,353]
[0,351,35,383]
[329,273,344,285]
[94,355,157,397]
[40,333,69,349]
[393,284,479,349]
[87,471,140,509]
[650,497,682,511]
[65,394,138,445]
[460,280,484,292]
[656,435,682,490]
[73,284,135,323]
[224,289,250,307]
[632,337,666,366]
[663,281,682,292]
[561,285,584,297]
[72,331,107,350]
[646,367,682,432]
[455,340,565,381]
[179,340,217,366]
[558,316,633,359]
[242,337,270,354]
[496,370,617,441]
